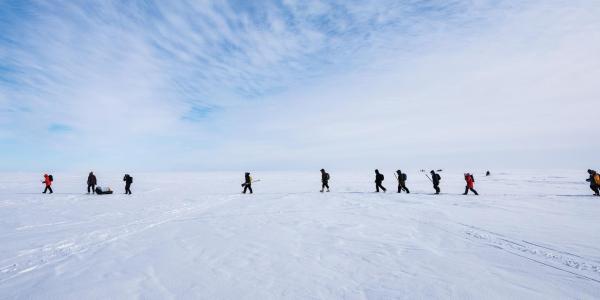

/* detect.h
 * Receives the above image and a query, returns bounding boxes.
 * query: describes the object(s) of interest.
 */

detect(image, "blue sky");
[1,0,599,172]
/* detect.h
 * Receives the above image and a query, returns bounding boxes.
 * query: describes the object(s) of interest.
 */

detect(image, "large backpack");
[402,173,407,181]
[129,176,133,183]
[594,174,600,185]
[436,174,441,181]
[325,173,330,181]
[48,175,54,182]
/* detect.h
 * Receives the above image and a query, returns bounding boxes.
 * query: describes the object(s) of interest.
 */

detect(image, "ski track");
[0,195,243,283]
[460,223,600,284]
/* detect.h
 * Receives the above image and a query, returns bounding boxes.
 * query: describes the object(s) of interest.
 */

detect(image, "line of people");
[371,169,476,195]
[41,172,133,194]
[239,169,478,195]
[41,169,600,196]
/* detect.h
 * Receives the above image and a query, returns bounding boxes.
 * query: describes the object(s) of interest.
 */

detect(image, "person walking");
[430,170,441,194]
[123,174,133,194]
[463,173,479,195]
[586,169,600,196]
[375,169,386,193]
[396,170,410,193]
[320,169,330,192]
[242,172,253,194]
[42,174,53,194]
[87,172,97,194]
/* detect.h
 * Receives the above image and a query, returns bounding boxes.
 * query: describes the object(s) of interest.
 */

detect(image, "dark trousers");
[88,184,96,194]
[397,182,410,193]
[376,182,386,192]
[433,183,440,194]
[243,184,253,194]
[591,185,600,195]
[43,186,53,193]
[463,186,479,195]
[322,181,329,191]
[125,183,132,194]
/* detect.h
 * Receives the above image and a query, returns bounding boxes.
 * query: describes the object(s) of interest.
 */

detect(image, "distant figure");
[396,170,410,193]
[42,174,53,194]
[242,172,253,194]
[320,169,330,193]
[463,173,479,195]
[374,169,386,192]
[486,170,491,176]
[586,169,600,196]
[87,172,97,194]
[123,174,133,194]
[430,170,441,194]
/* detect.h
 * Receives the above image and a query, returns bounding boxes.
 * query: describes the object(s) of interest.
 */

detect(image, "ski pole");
[425,174,433,183]
[420,170,433,183]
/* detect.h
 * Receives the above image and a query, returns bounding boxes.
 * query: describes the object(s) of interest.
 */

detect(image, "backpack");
[48,175,54,182]
[436,174,441,181]
[381,174,384,181]
[325,173,330,181]
[594,174,600,185]
[402,173,407,181]
[129,176,133,183]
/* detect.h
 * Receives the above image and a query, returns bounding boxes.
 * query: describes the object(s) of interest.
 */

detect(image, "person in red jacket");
[463,173,478,195]
[42,174,53,194]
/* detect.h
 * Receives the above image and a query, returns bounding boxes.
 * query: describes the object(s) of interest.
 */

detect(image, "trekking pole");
[420,170,433,183]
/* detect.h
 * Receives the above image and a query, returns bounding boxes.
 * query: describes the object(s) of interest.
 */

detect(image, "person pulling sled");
[87,172,97,194]
[463,173,479,195]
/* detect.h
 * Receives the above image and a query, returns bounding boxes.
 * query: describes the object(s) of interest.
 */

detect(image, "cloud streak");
[0,0,599,171]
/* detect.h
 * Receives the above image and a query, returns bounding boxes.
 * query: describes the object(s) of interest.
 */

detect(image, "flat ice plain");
[0,170,599,299]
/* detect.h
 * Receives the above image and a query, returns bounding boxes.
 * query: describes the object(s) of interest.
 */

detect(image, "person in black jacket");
[320,169,330,192]
[123,174,133,194]
[586,169,600,196]
[242,172,253,194]
[396,170,410,193]
[87,172,97,194]
[430,170,441,194]
[375,169,386,192]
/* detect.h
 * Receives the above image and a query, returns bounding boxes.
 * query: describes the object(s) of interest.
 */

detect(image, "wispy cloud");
[0,0,598,171]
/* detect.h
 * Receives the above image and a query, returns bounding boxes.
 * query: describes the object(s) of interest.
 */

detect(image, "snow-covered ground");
[0,170,599,299]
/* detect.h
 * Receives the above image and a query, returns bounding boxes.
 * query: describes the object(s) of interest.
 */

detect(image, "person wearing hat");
[463,173,479,195]
[320,169,330,193]
[586,169,600,196]
[242,172,253,194]
[430,170,441,194]
[396,170,410,193]
[42,174,53,194]
[374,169,386,193]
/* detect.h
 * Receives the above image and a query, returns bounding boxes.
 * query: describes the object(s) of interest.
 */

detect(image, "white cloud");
[0,0,598,171]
